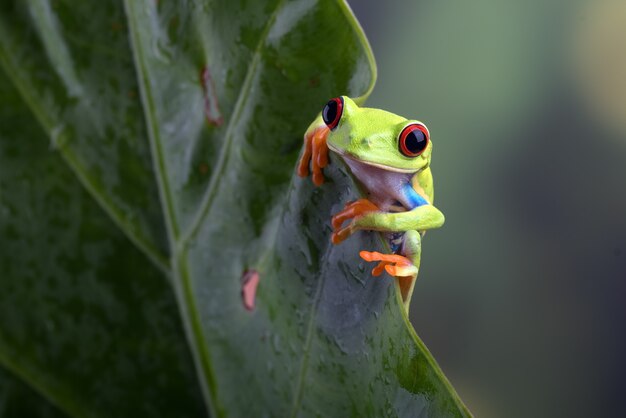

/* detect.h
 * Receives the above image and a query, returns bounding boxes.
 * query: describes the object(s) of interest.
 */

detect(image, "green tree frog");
[297,96,445,312]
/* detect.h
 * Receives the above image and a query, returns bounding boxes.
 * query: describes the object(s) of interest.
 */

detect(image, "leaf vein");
[182,0,288,244]
[0,19,170,275]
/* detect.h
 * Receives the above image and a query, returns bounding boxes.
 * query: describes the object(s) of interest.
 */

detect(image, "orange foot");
[331,199,379,244]
[297,125,330,186]
[360,251,418,303]
[359,251,417,277]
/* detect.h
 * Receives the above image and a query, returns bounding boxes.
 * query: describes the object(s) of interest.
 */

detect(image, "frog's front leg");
[333,205,444,311]
[354,205,445,233]
[297,123,330,186]
[333,204,445,241]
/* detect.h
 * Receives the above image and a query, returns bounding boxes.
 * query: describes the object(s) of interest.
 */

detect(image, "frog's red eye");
[322,97,344,130]
[399,123,429,157]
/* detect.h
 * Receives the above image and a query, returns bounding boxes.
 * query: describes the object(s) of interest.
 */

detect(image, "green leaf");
[0,0,471,416]
[0,367,64,418]
[0,70,205,417]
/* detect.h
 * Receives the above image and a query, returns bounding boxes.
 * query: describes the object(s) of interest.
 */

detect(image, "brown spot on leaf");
[200,66,223,126]
[241,270,260,311]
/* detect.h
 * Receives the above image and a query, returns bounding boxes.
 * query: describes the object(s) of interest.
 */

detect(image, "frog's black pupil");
[322,100,338,126]
[405,129,426,154]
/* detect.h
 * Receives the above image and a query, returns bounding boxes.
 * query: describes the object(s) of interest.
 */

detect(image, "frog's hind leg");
[397,230,422,313]
[359,230,421,313]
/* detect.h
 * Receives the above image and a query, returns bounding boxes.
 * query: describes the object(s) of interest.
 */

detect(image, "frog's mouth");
[327,142,421,174]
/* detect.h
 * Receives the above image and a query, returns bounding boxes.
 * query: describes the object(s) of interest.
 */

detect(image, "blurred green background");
[349,0,626,417]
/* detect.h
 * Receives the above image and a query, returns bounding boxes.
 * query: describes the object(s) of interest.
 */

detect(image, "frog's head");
[323,96,432,173]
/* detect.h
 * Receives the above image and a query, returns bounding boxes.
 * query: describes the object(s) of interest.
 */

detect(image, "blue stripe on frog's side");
[403,183,428,209]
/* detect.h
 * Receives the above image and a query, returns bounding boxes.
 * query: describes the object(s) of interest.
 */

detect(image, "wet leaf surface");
[0,73,205,417]
[0,0,470,416]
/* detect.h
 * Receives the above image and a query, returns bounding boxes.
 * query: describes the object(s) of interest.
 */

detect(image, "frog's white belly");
[340,155,414,212]
[341,155,415,254]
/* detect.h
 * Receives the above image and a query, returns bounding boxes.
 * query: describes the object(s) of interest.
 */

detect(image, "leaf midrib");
[124,1,287,416]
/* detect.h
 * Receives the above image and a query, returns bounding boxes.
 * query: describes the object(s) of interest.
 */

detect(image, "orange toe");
[297,132,313,177]
[359,250,379,262]
[371,261,389,276]
[314,132,329,169]
[311,127,329,185]
[331,206,359,229]
[331,225,352,244]
[299,126,329,186]
[331,199,379,229]
[359,251,411,265]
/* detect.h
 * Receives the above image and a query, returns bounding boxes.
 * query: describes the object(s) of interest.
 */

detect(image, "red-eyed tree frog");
[298,96,445,313]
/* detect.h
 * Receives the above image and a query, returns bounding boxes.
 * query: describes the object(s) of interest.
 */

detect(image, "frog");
[297,96,445,313]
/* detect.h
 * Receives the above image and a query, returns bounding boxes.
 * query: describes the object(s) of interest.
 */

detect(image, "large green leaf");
[0,368,64,418]
[0,0,470,416]
[0,73,205,417]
